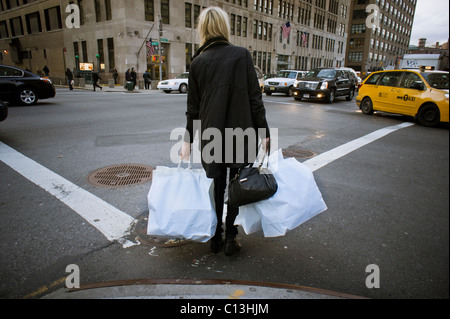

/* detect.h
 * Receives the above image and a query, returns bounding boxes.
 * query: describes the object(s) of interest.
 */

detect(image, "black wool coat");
[185,37,270,178]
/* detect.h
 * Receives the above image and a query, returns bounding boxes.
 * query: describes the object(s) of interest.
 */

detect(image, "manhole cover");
[133,215,191,248]
[282,147,316,159]
[88,164,154,188]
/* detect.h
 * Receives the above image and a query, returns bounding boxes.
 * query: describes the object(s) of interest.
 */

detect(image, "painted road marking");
[0,122,414,247]
[303,122,415,172]
[0,141,137,247]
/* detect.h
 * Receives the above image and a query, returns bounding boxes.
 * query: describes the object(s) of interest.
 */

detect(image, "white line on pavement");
[0,142,137,248]
[303,122,415,172]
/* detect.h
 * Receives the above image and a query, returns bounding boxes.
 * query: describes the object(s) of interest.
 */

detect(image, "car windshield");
[422,72,449,90]
[276,71,297,79]
[306,69,336,78]
[176,73,189,79]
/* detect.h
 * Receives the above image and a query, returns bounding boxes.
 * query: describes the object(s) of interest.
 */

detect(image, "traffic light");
[150,55,165,63]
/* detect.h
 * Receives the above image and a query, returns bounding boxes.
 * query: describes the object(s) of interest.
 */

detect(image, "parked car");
[339,67,360,91]
[0,64,55,105]
[0,100,7,122]
[356,69,449,127]
[264,70,307,96]
[157,72,189,93]
[293,68,355,103]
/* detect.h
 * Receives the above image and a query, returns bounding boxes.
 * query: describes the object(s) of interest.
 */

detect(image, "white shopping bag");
[235,149,282,235]
[147,161,216,242]
[236,150,327,237]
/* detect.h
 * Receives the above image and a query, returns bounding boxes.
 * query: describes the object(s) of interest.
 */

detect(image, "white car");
[264,70,307,96]
[157,72,189,93]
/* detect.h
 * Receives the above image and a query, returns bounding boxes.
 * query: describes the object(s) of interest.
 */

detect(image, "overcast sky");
[410,0,449,46]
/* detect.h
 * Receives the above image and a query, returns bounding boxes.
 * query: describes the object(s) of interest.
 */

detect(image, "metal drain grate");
[88,164,154,188]
[282,147,316,159]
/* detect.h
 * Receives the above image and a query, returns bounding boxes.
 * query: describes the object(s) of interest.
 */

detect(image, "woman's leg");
[224,167,241,256]
[212,166,227,252]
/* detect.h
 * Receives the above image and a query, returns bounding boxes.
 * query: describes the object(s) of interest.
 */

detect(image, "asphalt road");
[0,87,448,299]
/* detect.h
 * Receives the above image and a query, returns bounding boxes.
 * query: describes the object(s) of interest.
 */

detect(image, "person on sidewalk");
[113,68,119,84]
[125,69,131,88]
[65,68,73,90]
[180,7,270,256]
[131,68,137,89]
[143,70,152,89]
[92,71,102,91]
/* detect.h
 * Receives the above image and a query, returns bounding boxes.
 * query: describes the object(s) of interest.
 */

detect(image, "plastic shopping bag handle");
[177,156,193,170]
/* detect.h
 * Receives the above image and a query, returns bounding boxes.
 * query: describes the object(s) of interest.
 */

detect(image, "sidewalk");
[42,278,366,299]
[55,84,162,94]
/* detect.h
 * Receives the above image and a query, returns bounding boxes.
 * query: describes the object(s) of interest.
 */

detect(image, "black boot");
[224,234,241,256]
[210,233,223,253]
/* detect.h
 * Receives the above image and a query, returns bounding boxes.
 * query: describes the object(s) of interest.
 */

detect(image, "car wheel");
[417,103,440,127]
[19,88,38,105]
[294,97,302,101]
[163,90,172,94]
[286,86,293,97]
[346,89,354,101]
[265,91,272,96]
[327,89,335,103]
[361,97,374,115]
[179,83,188,93]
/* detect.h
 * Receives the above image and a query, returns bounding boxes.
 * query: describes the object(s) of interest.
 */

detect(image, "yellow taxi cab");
[356,68,449,126]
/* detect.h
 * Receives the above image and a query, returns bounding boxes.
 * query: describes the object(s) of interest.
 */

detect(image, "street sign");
[151,41,158,45]
[161,38,168,42]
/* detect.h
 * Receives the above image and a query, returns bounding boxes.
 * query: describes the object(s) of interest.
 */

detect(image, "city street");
[0,87,448,299]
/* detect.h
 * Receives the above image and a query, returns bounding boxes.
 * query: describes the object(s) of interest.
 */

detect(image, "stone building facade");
[1,0,351,84]
[345,0,416,74]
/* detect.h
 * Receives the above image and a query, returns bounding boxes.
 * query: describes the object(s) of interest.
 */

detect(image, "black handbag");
[227,151,277,207]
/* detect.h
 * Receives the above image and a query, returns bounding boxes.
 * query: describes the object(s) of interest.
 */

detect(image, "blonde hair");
[197,7,230,46]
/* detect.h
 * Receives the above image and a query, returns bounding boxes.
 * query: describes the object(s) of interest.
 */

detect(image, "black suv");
[0,64,55,105]
[293,68,355,103]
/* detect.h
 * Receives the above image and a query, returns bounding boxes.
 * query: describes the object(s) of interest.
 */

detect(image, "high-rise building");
[1,0,351,83]
[345,0,416,75]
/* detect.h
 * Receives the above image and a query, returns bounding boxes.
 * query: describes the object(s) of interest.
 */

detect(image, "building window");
[193,5,200,28]
[348,52,363,62]
[95,0,102,22]
[107,37,115,70]
[186,43,192,71]
[77,0,85,25]
[243,17,247,37]
[185,3,191,28]
[97,39,104,70]
[105,0,112,20]
[73,42,79,62]
[9,16,24,37]
[351,24,366,34]
[230,14,235,36]
[25,11,42,35]
[81,40,88,62]
[44,6,62,31]
[5,0,19,10]
[144,0,154,22]
[0,20,9,39]
[161,0,170,24]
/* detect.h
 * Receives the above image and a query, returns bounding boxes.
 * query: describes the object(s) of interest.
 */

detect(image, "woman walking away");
[180,7,270,256]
